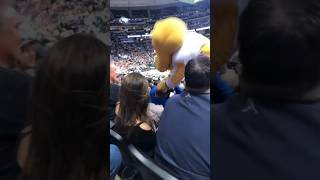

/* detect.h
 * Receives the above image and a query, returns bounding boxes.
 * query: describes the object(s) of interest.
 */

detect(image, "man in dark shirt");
[214,0,320,180]
[0,5,32,180]
[155,55,210,180]
[0,67,31,179]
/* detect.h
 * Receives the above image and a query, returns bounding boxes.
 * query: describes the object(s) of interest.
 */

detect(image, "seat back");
[128,144,178,180]
[109,129,122,145]
[110,120,115,129]
[109,129,135,167]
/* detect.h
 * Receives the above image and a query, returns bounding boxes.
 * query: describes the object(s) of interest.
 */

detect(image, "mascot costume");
[151,17,210,93]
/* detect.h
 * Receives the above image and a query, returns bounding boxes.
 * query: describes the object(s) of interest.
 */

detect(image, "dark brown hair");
[25,34,109,180]
[117,72,151,129]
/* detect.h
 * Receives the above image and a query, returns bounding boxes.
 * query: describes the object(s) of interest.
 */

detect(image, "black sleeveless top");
[113,122,156,154]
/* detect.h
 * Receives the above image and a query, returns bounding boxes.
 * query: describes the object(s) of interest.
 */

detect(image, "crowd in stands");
[111,0,210,30]
[111,39,154,75]
[111,1,210,35]
[13,0,108,45]
[110,0,209,78]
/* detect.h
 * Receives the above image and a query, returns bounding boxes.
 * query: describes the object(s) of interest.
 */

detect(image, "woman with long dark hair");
[113,72,157,153]
[17,34,109,180]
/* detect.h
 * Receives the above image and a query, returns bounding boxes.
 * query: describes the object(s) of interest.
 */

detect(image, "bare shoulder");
[139,122,152,131]
[115,102,120,116]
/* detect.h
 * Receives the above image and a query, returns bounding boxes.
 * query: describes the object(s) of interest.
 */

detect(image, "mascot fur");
[151,17,210,93]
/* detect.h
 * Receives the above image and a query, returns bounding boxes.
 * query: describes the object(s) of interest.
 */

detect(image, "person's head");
[20,40,37,69]
[110,62,119,84]
[26,34,109,180]
[185,55,210,93]
[239,0,320,99]
[153,80,159,86]
[117,72,150,128]
[0,5,22,68]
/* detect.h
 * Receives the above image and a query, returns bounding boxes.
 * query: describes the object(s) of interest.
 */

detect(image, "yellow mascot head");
[151,17,187,72]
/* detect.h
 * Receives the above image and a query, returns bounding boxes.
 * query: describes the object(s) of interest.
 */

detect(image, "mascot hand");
[201,44,210,57]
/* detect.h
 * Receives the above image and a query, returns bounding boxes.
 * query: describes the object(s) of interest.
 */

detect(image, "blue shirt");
[212,74,234,103]
[155,91,210,180]
[0,67,31,180]
[149,85,169,107]
[214,94,320,180]
[150,85,184,107]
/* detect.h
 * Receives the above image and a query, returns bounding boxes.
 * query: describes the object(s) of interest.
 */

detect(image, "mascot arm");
[157,63,185,92]
[155,54,171,72]
[166,63,185,89]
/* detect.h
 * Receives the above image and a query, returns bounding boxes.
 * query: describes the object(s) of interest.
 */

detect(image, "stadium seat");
[110,120,115,129]
[110,129,122,146]
[109,129,178,179]
[110,129,142,179]
[109,129,134,166]
[128,144,178,180]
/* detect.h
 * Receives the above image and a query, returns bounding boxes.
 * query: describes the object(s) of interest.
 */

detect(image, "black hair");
[185,55,210,93]
[239,0,320,98]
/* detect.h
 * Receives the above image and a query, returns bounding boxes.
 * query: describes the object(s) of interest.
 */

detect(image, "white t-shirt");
[172,31,210,65]
[166,32,209,88]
